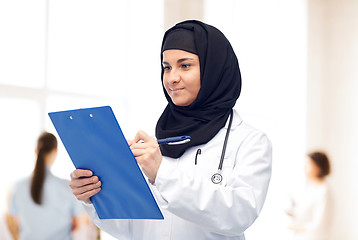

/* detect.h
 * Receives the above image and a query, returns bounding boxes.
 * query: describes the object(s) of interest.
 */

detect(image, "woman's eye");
[182,64,191,69]
[163,66,171,71]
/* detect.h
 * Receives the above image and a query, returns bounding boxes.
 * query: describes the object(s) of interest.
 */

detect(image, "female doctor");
[69,20,272,239]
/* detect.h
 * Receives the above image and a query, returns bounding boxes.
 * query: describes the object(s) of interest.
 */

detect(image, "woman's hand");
[69,169,102,204]
[129,130,163,183]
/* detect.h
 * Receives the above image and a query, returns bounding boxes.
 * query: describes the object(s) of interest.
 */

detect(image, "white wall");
[164,0,204,29]
[307,0,358,239]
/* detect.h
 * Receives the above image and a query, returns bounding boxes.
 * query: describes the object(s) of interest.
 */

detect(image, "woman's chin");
[170,95,196,107]
[172,100,191,107]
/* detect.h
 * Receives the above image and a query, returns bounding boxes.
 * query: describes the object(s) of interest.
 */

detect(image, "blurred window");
[0,0,46,88]
[0,5,163,239]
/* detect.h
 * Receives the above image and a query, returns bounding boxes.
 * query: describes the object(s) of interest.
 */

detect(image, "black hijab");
[156,20,241,158]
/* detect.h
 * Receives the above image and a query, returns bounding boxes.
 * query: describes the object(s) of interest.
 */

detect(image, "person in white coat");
[69,20,272,240]
[286,152,332,240]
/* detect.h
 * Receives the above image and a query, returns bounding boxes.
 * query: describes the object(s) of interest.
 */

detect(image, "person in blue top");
[9,132,83,240]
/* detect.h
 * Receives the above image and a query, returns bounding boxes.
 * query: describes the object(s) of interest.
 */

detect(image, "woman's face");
[162,49,201,106]
[304,157,320,180]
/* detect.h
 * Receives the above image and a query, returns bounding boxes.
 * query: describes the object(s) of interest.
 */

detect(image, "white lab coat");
[287,182,332,240]
[83,110,272,239]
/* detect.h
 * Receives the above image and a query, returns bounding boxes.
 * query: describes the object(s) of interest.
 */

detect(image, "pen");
[157,136,191,145]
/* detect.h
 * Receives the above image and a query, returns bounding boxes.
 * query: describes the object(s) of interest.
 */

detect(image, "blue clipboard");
[48,106,164,220]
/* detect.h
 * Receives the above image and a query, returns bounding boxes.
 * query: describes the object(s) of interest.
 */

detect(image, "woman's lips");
[170,88,184,93]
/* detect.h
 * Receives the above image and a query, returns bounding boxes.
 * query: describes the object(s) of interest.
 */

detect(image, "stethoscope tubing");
[211,109,234,184]
[218,109,234,171]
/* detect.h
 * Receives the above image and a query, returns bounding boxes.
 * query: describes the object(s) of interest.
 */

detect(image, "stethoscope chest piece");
[211,172,223,184]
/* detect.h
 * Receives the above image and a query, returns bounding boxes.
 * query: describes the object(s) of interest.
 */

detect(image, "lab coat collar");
[223,109,243,130]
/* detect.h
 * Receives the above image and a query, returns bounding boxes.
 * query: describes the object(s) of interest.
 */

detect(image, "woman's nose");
[167,69,180,84]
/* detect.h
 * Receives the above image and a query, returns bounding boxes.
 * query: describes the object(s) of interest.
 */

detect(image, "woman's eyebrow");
[162,58,195,65]
[177,58,194,63]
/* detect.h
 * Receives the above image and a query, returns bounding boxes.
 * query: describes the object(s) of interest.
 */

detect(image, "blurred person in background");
[0,212,16,240]
[8,132,84,240]
[0,191,18,240]
[72,213,101,240]
[286,151,333,240]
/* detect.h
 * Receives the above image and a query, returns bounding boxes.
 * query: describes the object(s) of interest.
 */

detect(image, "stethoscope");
[195,109,234,184]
